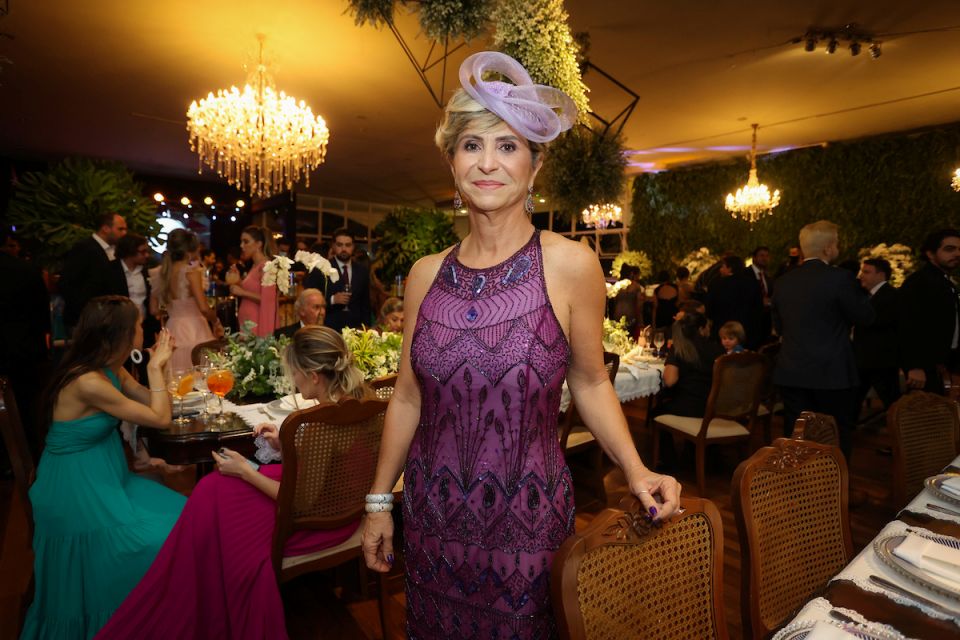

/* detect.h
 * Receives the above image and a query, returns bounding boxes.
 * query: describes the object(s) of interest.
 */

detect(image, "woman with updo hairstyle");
[150,227,219,370]
[23,297,185,638]
[228,225,279,337]
[98,326,370,639]
[360,51,680,638]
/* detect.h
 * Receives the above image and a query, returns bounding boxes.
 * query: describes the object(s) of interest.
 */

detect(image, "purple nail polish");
[387,554,395,565]
[649,506,657,517]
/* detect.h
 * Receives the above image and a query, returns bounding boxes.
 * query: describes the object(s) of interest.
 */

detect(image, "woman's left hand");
[212,448,253,479]
[229,284,243,298]
[629,470,681,521]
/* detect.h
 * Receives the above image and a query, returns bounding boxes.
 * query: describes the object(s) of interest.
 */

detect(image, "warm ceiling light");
[153,192,164,202]
[203,196,214,205]
[236,199,246,208]
[870,43,882,58]
[724,124,781,225]
[581,203,622,229]
[186,35,330,199]
[849,42,861,56]
[952,168,960,192]
[804,38,816,52]
[180,196,191,206]
[826,38,838,54]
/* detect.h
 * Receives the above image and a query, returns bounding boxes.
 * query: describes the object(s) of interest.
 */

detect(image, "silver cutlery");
[868,574,960,617]
[827,609,858,625]
[927,502,960,518]
[258,406,277,421]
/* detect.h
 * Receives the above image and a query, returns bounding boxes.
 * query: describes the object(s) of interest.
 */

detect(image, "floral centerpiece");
[680,247,716,280]
[210,321,291,399]
[341,327,402,381]
[611,250,653,280]
[602,317,634,356]
[261,250,340,295]
[857,243,915,287]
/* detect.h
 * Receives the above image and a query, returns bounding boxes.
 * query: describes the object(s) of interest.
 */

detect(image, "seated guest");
[97,326,370,639]
[377,297,404,333]
[659,311,725,417]
[719,321,746,354]
[274,288,327,339]
[22,297,185,639]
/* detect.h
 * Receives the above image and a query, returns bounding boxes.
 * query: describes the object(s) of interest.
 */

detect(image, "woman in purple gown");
[97,326,369,639]
[361,52,681,639]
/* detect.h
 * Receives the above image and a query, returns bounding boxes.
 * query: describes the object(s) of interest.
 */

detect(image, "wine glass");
[167,368,195,426]
[192,364,210,419]
[653,331,666,357]
[639,325,652,357]
[206,368,235,426]
[342,282,352,311]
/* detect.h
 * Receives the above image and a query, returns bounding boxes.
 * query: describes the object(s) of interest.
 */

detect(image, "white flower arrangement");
[294,250,340,284]
[857,243,916,287]
[341,327,402,381]
[611,250,653,280]
[605,278,632,299]
[602,316,634,356]
[680,247,716,280]
[262,255,294,294]
[210,321,291,399]
[492,0,590,121]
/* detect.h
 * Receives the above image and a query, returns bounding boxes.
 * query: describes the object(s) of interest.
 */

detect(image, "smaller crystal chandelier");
[725,124,781,224]
[186,35,330,199]
[952,168,960,192]
[581,203,622,229]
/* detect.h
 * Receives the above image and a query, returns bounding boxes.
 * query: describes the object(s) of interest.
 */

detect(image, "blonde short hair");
[799,220,839,257]
[434,89,546,167]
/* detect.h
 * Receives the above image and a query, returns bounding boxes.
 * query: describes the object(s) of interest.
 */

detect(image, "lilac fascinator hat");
[458,51,577,144]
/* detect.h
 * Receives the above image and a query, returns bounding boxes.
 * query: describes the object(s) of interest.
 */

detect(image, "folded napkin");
[941,476,960,498]
[805,622,853,639]
[892,532,960,591]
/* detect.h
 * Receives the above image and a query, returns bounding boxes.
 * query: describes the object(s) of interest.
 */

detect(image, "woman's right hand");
[147,329,175,370]
[362,511,395,573]
[225,266,240,285]
[253,422,280,450]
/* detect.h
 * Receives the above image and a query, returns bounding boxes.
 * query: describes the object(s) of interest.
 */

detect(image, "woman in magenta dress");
[97,326,370,639]
[229,225,278,337]
[360,52,682,639]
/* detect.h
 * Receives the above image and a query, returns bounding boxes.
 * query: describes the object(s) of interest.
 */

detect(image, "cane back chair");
[731,438,852,639]
[888,391,960,507]
[791,411,840,447]
[551,495,727,640]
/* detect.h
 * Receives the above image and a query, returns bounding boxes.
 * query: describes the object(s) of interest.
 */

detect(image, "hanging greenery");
[629,122,960,275]
[344,0,396,28]
[610,249,653,280]
[418,0,491,41]
[492,0,590,120]
[373,207,460,281]
[540,127,627,216]
[8,157,159,268]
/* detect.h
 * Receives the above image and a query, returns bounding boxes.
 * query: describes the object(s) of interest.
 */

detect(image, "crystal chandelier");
[725,124,781,224]
[581,203,623,229]
[186,36,330,199]
[952,168,960,192]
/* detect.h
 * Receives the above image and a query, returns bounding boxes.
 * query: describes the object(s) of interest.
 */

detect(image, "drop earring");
[453,188,462,210]
[525,186,535,215]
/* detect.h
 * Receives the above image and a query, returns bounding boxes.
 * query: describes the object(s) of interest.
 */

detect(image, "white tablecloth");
[772,597,909,640]
[559,363,664,413]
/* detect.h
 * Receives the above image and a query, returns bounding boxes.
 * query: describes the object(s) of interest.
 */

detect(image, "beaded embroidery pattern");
[405,230,574,639]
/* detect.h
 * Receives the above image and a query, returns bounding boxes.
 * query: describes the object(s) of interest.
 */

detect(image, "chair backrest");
[370,374,398,400]
[0,376,35,533]
[888,391,960,505]
[792,411,839,447]
[191,338,228,366]
[560,352,620,451]
[271,396,389,574]
[731,438,852,639]
[552,496,727,640]
[701,352,767,429]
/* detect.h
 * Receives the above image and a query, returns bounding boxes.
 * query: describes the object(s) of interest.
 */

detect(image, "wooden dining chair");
[559,352,619,507]
[791,411,840,447]
[731,438,852,640]
[191,338,228,366]
[652,352,768,496]
[888,391,960,507]
[551,495,727,640]
[270,396,390,624]
[755,342,781,442]
[370,373,398,401]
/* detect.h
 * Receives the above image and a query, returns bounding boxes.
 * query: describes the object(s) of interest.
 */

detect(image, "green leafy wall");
[629,122,960,274]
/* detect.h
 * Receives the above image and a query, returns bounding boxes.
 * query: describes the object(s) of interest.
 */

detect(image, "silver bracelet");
[149,388,167,393]
[364,502,393,513]
[365,493,394,504]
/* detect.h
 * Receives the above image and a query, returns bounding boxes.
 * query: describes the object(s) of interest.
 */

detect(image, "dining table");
[559,358,664,413]
[775,455,960,640]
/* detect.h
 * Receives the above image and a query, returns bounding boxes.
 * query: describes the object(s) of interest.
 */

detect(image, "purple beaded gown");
[405,230,574,639]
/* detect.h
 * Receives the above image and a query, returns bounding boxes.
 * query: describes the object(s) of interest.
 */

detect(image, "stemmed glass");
[192,364,211,420]
[639,325,652,357]
[206,368,235,426]
[653,331,666,358]
[167,368,195,426]
[342,282,352,311]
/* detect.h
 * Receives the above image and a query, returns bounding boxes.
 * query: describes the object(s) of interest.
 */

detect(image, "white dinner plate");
[266,393,319,415]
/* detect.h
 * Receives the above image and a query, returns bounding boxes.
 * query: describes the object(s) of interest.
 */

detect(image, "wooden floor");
[0,403,902,640]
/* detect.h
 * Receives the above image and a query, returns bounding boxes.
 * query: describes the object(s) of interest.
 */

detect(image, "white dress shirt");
[122,260,147,317]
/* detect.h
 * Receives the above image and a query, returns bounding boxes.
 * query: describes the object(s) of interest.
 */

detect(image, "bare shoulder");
[540,231,601,281]
[408,245,455,283]
[72,370,114,397]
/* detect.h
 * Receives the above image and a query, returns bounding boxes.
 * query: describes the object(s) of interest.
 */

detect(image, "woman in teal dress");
[21,296,186,639]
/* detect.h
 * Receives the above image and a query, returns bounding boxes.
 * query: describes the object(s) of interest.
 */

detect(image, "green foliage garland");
[8,157,160,268]
[629,123,960,274]
[541,128,627,216]
[373,207,460,281]
[492,0,590,120]
[344,0,396,28]
[419,0,491,41]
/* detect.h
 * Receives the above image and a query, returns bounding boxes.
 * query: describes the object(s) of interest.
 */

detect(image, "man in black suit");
[898,228,960,394]
[60,212,127,330]
[772,220,874,458]
[305,228,371,332]
[274,288,327,339]
[852,258,901,412]
[705,255,763,346]
[110,233,159,377]
[746,246,773,347]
